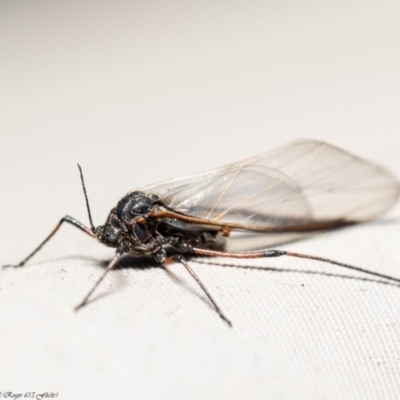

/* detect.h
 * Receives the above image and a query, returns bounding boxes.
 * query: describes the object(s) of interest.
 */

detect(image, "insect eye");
[107,233,117,244]
[130,198,152,215]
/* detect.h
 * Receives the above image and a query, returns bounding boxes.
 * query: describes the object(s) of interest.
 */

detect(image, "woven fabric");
[1,1,400,399]
[1,209,400,399]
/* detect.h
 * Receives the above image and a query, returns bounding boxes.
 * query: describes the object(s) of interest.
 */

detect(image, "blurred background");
[1,1,399,255]
[1,1,400,399]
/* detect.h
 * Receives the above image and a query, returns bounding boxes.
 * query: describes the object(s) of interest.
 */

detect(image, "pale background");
[1,1,400,399]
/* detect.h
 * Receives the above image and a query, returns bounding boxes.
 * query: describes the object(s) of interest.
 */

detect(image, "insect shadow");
[24,248,400,313]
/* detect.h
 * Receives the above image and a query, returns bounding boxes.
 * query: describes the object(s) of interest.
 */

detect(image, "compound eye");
[107,233,117,244]
[130,198,152,215]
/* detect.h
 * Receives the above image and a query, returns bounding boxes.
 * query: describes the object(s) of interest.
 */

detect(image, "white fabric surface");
[1,1,400,399]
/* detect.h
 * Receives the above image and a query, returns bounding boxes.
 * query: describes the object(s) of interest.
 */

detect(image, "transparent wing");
[141,140,400,231]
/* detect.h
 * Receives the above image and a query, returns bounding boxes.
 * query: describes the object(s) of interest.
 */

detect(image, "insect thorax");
[95,191,225,259]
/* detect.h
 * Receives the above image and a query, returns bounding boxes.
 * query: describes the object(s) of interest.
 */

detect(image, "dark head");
[78,165,161,255]
[94,191,161,254]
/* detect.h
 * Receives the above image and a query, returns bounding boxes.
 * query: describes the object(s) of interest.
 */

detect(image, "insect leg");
[74,252,121,311]
[170,255,232,327]
[3,215,95,268]
[191,248,400,285]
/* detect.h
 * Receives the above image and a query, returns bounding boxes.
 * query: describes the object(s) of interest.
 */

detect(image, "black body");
[95,191,225,263]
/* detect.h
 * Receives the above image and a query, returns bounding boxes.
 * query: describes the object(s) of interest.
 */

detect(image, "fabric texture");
[1,1,400,399]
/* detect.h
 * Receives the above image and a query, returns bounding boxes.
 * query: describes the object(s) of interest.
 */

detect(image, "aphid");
[4,139,400,326]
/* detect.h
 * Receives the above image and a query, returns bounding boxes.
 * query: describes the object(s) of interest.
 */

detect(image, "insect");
[4,139,400,326]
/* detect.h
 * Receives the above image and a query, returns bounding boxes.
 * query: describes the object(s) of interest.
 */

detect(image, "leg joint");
[263,250,286,257]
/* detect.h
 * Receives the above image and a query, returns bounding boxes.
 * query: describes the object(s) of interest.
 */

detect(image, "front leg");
[75,252,122,311]
[3,216,95,269]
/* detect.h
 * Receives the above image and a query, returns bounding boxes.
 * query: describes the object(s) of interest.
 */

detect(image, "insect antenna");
[77,164,96,233]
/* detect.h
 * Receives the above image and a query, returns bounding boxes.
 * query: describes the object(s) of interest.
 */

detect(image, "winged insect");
[5,140,400,326]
